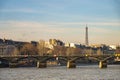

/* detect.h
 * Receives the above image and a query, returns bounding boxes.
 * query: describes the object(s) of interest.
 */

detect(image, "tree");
[74,48,82,56]
[66,47,74,56]
[20,43,38,55]
[37,40,47,56]
[97,48,103,55]
[4,45,19,55]
[116,46,120,54]
[12,48,19,55]
[66,47,82,56]
[53,46,67,56]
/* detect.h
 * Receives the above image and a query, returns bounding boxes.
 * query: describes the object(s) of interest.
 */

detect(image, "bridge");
[0,54,120,69]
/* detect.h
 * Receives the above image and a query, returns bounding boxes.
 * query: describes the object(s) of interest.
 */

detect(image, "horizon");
[0,0,120,45]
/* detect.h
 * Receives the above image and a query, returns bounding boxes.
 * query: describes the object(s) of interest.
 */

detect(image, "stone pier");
[37,61,47,68]
[67,61,76,68]
[99,61,107,68]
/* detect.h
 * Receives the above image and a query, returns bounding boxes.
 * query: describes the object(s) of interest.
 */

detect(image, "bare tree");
[12,48,19,56]
[53,46,66,56]
[4,45,18,55]
[20,43,38,55]
[74,48,82,56]
[97,48,103,55]
[37,40,46,56]
[66,47,73,56]
[66,47,82,56]
[116,46,120,54]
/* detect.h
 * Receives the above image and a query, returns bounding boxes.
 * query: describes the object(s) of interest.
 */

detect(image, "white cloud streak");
[1,21,119,27]
[0,8,46,14]
[0,21,120,44]
[48,22,120,26]
[0,21,119,35]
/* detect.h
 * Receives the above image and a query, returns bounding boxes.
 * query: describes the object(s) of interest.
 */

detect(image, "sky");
[0,0,120,45]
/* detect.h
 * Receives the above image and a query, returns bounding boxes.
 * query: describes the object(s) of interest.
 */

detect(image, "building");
[45,42,54,49]
[0,44,17,55]
[0,39,4,44]
[31,41,39,47]
[0,38,30,55]
[0,44,6,55]
[65,43,81,48]
[49,39,64,46]
[70,43,76,48]
[109,45,117,50]
[64,43,70,47]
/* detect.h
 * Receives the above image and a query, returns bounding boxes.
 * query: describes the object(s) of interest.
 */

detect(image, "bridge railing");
[0,54,119,58]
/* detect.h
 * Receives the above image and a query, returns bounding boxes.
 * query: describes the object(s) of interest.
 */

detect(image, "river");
[0,65,120,80]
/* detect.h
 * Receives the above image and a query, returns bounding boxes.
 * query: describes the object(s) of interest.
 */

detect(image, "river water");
[0,65,120,80]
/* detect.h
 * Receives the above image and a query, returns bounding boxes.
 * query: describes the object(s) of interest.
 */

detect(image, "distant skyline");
[0,0,120,45]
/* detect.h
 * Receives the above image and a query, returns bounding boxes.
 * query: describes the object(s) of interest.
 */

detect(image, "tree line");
[4,40,120,56]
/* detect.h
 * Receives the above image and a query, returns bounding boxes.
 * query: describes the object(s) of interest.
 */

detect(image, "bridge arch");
[0,58,9,67]
[15,57,40,67]
[16,57,39,62]
[68,56,115,63]
[69,56,100,63]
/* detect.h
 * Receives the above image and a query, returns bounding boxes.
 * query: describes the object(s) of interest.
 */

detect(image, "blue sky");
[0,0,120,45]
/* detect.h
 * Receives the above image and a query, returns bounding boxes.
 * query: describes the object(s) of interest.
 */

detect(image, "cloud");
[0,21,46,28]
[0,20,120,34]
[0,8,46,14]
[50,22,120,26]
[0,20,120,44]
